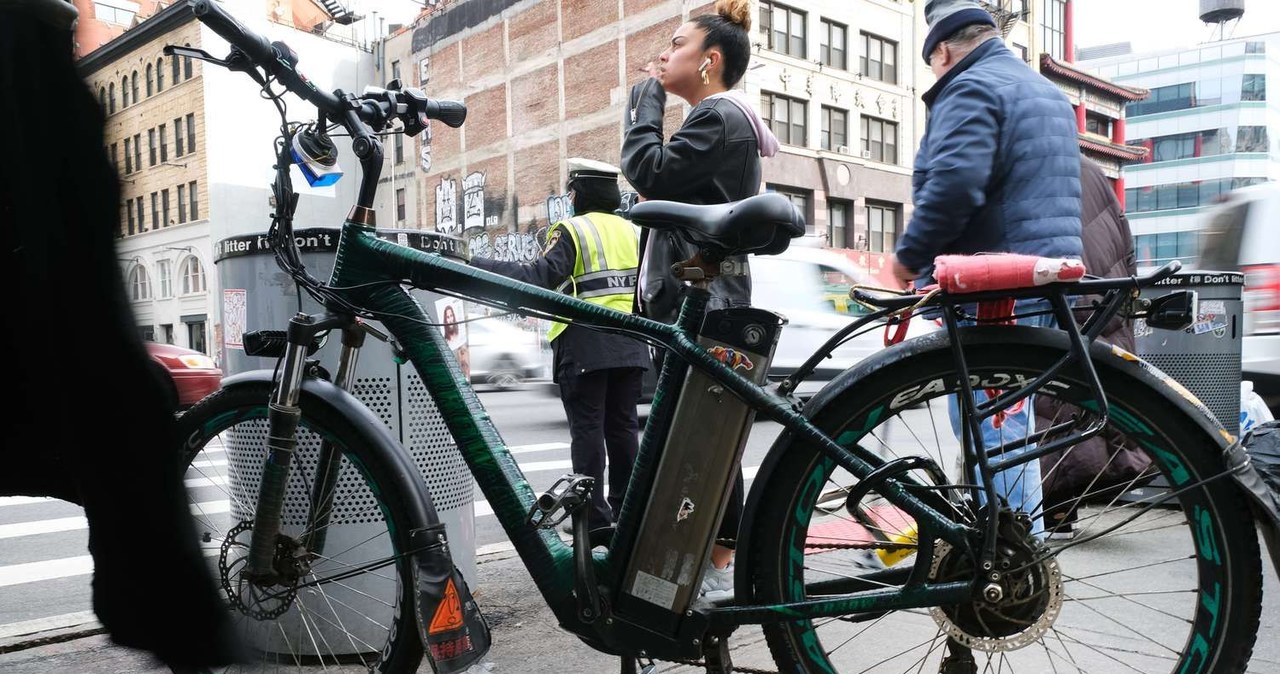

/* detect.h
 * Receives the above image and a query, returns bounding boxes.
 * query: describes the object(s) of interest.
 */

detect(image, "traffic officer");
[469,158,650,533]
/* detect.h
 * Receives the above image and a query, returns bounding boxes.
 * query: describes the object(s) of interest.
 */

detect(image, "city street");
[4,384,1280,671]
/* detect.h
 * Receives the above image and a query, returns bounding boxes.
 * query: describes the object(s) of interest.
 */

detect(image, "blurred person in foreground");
[0,0,242,669]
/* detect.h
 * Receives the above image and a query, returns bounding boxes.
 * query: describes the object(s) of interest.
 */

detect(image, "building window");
[394,132,404,164]
[158,259,173,298]
[820,19,847,70]
[1127,82,1196,116]
[759,1,806,59]
[121,76,129,107]
[174,117,184,156]
[391,59,401,82]
[1085,113,1111,138]
[189,181,199,220]
[762,91,808,147]
[861,33,898,85]
[94,1,136,25]
[181,256,206,295]
[184,49,193,79]
[160,324,174,344]
[129,265,151,301]
[1041,0,1066,61]
[768,185,813,235]
[124,137,132,173]
[157,57,165,90]
[133,133,141,169]
[131,71,139,105]
[99,87,106,110]
[829,200,850,248]
[1013,42,1029,62]
[1243,74,1266,101]
[108,82,116,113]
[1134,230,1199,267]
[159,123,168,163]
[177,184,187,224]
[186,113,196,153]
[151,192,159,229]
[865,201,899,253]
[146,64,153,96]
[162,188,170,226]
[860,116,898,164]
[110,143,118,172]
[1131,127,1237,163]
[127,200,135,235]
[136,196,144,229]
[171,54,180,83]
[821,106,848,151]
[148,128,156,166]
[1125,177,1266,214]
[396,188,407,222]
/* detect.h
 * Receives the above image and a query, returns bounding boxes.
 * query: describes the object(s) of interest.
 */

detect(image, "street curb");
[0,540,531,653]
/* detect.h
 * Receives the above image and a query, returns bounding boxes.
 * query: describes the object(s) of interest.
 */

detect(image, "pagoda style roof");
[1040,53,1150,102]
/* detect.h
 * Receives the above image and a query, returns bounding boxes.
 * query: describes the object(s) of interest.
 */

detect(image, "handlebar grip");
[191,0,273,64]
[424,99,467,128]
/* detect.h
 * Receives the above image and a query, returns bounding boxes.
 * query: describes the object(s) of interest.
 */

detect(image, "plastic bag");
[1244,419,1280,499]
[1241,380,1275,434]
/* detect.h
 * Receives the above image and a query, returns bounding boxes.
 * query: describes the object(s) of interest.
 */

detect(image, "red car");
[145,341,223,409]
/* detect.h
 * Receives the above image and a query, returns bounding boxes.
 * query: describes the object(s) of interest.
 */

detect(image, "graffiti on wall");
[435,177,458,233]
[467,227,546,263]
[546,193,573,224]
[463,171,486,230]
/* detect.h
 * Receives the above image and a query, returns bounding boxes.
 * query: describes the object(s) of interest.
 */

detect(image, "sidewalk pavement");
[0,544,756,674]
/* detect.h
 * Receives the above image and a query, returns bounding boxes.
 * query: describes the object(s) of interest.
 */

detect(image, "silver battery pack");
[617,307,783,628]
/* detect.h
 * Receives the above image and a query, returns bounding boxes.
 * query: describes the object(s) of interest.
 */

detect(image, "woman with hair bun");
[621,0,778,598]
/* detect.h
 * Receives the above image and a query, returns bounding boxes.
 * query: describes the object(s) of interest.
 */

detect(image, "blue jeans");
[948,299,1053,536]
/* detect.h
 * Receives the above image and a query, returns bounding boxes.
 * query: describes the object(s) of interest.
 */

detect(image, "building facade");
[1083,35,1280,268]
[388,0,920,282]
[79,0,379,359]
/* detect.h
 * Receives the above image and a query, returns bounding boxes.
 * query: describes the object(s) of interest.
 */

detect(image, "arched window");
[180,256,205,295]
[98,87,106,110]
[146,64,153,96]
[156,57,164,91]
[171,51,181,83]
[108,82,116,113]
[131,71,139,104]
[183,43,193,79]
[120,76,129,107]
[129,264,152,301]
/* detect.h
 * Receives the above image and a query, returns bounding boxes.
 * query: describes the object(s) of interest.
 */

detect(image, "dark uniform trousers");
[559,365,646,528]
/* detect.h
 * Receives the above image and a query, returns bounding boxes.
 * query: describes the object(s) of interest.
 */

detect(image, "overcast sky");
[1075,0,1280,54]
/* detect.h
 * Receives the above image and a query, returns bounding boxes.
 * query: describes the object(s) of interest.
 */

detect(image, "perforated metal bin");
[1134,270,1244,436]
[212,227,476,654]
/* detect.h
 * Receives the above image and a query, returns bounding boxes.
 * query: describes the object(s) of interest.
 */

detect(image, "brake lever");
[164,44,264,79]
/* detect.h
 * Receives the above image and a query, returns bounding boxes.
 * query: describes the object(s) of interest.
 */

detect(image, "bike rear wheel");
[176,381,422,673]
[749,332,1262,673]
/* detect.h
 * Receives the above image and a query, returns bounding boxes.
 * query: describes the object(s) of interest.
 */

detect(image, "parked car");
[466,317,547,389]
[145,341,222,410]
[1198,182,1280,401]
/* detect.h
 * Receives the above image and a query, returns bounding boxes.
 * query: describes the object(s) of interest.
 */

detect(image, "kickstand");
[703,633,734,674]
[939,638,977,674]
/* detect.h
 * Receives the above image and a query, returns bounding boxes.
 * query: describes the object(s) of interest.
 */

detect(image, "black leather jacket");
[621,78,760,322]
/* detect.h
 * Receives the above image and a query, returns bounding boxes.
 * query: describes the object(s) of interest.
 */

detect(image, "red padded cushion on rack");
[934,254,1086,294]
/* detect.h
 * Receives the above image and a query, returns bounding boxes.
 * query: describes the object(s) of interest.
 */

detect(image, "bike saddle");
[629,192,806,257]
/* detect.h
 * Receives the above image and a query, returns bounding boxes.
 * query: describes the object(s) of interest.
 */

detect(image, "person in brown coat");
[1036,158,1152,539]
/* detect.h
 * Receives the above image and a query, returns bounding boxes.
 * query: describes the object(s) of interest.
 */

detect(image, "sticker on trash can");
[224,289,247,348]
[1193,300,1229,337]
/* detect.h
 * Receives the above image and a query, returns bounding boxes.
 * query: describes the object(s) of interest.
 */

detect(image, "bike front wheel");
[748,331,1262,673]
[176,381,423,673]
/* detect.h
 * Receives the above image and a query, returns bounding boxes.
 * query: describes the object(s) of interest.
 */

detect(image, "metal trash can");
[1133,270,1244,436]
[213,227,476,653]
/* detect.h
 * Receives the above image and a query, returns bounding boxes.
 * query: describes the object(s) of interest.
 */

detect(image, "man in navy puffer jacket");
[891,0,1082,283]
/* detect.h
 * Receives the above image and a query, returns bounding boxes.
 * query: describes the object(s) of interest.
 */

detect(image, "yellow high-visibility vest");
[547,212,640,342]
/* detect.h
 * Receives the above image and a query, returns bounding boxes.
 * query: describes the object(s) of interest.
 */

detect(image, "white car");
[1199,182,1280,400]
[465,317,547,389]
[751,244,940,397]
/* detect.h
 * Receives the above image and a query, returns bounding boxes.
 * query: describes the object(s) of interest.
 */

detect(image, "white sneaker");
[699,563,734,599]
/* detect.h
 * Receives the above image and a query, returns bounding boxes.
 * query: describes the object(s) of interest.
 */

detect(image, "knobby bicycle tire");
[175,381,424,674]
[748,337,1262,673]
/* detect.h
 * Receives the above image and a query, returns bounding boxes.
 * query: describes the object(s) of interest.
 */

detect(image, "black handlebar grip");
[424,99,467,128]
[191,0,274,64]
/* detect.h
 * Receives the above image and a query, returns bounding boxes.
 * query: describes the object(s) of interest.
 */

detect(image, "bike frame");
[310,217,974,641]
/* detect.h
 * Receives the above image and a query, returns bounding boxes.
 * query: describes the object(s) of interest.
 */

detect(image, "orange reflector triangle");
[428,578,465,635]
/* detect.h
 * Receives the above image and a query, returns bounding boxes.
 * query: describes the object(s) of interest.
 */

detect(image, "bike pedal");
[526,473,595,529]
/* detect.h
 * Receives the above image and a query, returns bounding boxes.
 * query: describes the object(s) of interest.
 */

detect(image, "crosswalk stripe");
[0,497,54,509]
[0,501,229,541]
